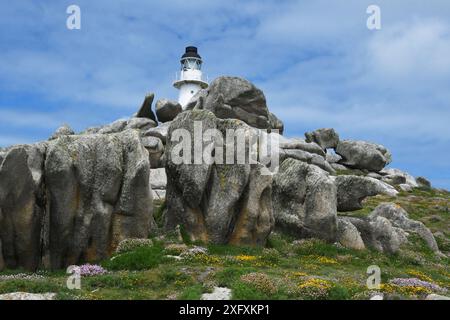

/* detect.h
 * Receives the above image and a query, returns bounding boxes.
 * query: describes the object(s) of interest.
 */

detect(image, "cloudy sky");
[0,0,449,188]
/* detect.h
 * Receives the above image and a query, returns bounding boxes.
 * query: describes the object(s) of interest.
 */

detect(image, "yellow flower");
[235,255,258,262]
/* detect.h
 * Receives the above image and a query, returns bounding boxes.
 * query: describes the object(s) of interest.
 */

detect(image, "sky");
[0,0,449,189]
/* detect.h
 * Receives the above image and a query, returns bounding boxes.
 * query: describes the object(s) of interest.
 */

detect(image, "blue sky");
[0,0,449,189]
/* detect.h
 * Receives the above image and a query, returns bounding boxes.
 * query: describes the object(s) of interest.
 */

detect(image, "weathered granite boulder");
[337,218,365,250]
[156,99,182,123]
[143,121,171,144]
[380,168,418,187]
[44,130,154,269]
[0,130,155,271]
[202,77,271,129]
[305,128,339,150]
[333,175,398,212]
[272,158,337,242]
[336,140,392,172]
[369,203,439,252]
[164,110,274,246]
[0,144,46,271]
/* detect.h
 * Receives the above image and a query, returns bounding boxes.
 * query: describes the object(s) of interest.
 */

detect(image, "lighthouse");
[173,46,208,108]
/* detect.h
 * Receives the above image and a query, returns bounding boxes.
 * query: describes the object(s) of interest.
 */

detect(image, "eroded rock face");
[0,130,154,271]
[45,130,154,269]
[136,93,157,122]
[164,110,274,246]
[0,144,46,271]
[333,175,398,212]
[272,158,337,242]
[336,140,392,172]
[203,77,271,129]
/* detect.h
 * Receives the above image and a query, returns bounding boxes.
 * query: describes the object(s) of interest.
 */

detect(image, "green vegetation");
[0,188,448,300]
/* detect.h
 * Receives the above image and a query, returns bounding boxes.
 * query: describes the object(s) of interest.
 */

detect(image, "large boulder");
[202,77,271,129]
[164,110,274,246]
[156,99,182,123]
[141,136,164,168]
[333,175,398,212]
[44,130,154,269]
[272,158,337,242]
[0,144,46,271]
[305,128,339,150]
[369,203,439,252]
[336,140,392,172]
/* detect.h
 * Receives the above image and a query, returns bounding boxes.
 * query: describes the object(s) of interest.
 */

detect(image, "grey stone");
[49,124,75,140]
[125,117,157,131]
[268,112,284,135]
[141,136,164,168]
[369,203,440,252]
[0,144,46,271]
[280,138,326,157]
[0,292,56,300]
[185,88,207,110]
[336,140,392,172]
[382,174,406,185]
[334,175,398,212]
[345,215,401,254]
[380,168,418,187]
[201,287,232,300]
[398,184,413,192]
[44,130,154,269]
[98,119,128,134]
[143,122,171,144]
[150,168,167,189]
[280,149,335,174]
[272,158,337,242]
[164,110,274,246]
[337,218,365,250]
[326,152,342,164]
[136,93,157,122]
[426,294,450,300]
[305,128,339,150]
[203,76,270,129]
[416,176,431,188]
[156,99,182,123]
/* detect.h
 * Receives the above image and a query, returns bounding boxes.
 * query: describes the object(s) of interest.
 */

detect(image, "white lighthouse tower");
[173,46,208,108]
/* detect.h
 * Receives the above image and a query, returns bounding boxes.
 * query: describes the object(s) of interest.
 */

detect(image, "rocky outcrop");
[305,128,339,150]
[164,110,274,246]
[340,203,440,254]
[336,140,392,172]
[369,203,439,252]
[333,175,398,212]
[0,130,154,271]
[156,99,182,123]
[150,168,167,201]
[272,158,337,242]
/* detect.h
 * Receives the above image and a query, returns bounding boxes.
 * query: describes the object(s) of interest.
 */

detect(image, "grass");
[0,187,448,300]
